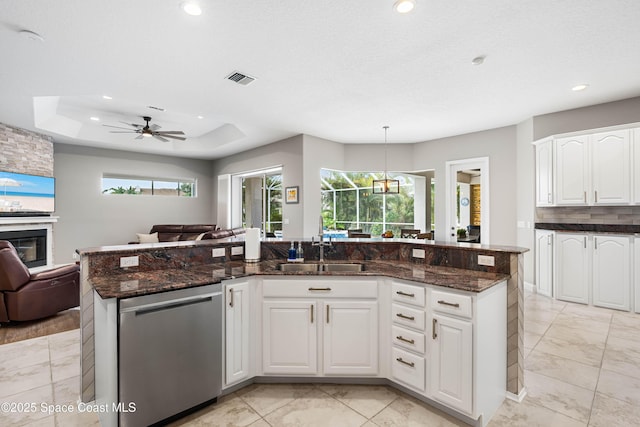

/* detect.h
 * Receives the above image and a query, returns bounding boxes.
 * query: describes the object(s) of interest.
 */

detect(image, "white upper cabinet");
[555,135,590,205]
[534,125,637,207]
[591,130,630,204]
[535,139,554,206]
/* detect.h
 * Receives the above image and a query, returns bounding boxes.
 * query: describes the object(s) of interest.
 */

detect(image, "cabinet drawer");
[391,281,426,308]
[263,279,377,298]
[392,325,425,355]
[392,303,425,331]
[431,290,472,319]
[391,347,425,391]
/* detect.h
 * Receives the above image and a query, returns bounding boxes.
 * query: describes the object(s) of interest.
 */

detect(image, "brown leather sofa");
[0,241,80,322]
[136,224,246,243]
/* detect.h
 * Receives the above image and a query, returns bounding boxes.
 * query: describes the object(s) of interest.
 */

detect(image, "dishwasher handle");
[121,293,219,316]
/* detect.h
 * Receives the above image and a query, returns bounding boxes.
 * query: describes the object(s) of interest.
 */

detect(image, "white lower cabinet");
[535,230,554,297]
[262,300,318,375]
[431,313,472,414]
[551,232,632,311]
[555,233,589,304]
[262,278,378,376]
[636,237,640,314]
[224,279,251,385]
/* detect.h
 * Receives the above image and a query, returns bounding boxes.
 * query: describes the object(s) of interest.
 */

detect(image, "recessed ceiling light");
[572,84,589,91]
[181,1,202,16]
[471,55,486,65]
[197,115,204,119]
[393,0,416,13]
[102,95,113,100]
[19,29,44,42]
[90,117,100,121]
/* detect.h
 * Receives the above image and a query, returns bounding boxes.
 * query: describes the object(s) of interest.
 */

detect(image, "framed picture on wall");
[285,186,299,204]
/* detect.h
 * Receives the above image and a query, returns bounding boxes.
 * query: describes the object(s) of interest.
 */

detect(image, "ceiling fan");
[103,116,186,142]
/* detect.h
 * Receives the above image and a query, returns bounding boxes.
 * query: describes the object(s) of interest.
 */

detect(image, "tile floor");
[1,292,639,426]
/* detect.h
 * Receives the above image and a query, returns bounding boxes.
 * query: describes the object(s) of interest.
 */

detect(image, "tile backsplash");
[536,206,640,225]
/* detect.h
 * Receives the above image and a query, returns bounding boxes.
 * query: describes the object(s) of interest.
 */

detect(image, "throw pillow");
[136,232,159,243]
[195,232,206,241]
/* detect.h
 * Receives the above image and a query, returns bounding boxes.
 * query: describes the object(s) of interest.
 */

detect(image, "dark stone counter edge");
[89,260,510,300]
[535,223,640,234]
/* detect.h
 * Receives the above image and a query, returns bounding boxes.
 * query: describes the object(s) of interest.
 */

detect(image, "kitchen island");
[78,237,527,426]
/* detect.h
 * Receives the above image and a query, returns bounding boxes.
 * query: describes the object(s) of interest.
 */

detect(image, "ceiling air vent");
[226,71,256,86]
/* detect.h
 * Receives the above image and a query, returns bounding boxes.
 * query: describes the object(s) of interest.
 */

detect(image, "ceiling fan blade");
[158,133,187,141]
[103,124,138,130]
[149,124,161,131]
[135,134,145,140]
[156,130,185,135]
[153,134,170,142]
[120,121,143,128]
[109,131,139,133]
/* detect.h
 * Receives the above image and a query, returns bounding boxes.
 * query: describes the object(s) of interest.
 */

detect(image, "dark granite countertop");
[90,259,510,299]
[535,223,640,234]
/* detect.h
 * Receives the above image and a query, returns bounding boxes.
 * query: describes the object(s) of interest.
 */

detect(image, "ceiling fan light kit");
[103,116,186,142]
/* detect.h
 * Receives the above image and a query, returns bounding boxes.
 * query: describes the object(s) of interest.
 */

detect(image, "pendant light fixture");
[372,126,400,194]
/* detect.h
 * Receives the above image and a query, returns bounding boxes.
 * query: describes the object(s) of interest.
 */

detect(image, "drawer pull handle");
[308,287,332,291]
[396,357,415,368]
[432,318,438,339]
[396,313,415,321]
[326,304,330,323]
[229,289,234,307]
[396,290,415,297]
[396,335,415,344]
[311,305,314,323]
[437,300,460,308]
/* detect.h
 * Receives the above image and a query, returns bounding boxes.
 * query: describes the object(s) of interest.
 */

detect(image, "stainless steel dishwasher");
[118,283,222,427]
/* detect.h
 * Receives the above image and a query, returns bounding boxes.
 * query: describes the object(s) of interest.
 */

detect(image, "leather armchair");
[0,241,79,322]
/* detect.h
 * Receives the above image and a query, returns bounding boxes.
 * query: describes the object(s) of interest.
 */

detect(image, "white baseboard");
[506,387,527,403]
[524,281,535,293]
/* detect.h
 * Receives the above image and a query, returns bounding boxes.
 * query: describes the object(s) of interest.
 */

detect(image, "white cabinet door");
[555,233,589,304]
[225,280,250,385]
[431,313,473,414]
[593,235,631,311]
[323,301,378,375]
[262,301,318,375]
[636,237,640,313]
[591,130,630,205]
[555,135,589,205]
[634,129,640,204]
[535,139,554,206]
[535,230,554,297]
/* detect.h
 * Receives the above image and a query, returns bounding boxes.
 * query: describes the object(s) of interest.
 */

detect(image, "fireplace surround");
[0,216,57,269]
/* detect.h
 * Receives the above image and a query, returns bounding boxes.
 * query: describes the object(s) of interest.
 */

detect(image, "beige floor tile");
[238,383,317,417]
[524,319,551,336]
[608,323,640,341]
[52,376,80,405]
[611,311,640,330]
[534,325,605,367]
[0,383,53,426]
[524,371,594,423]
[525,349,600,390]
[263,388,367,427]
[596,369,640,406]
[551,313,611,336]
[247,419,271,427]
[524,346,534,359]
[371,394,467,426]
[525,308,560,324]
[524,331,543,349]
[488,399,586,427]
[0,361,52,398]
[48,330,80,362]
[561,303,613,323]
[50,355,80,383]
[601,336,640,380]
[315,384,398,418]
[0,336,50,374]
[169,396,261,427]
[524,296,566,313]
[588,392,640,427]
[54,409,101,427]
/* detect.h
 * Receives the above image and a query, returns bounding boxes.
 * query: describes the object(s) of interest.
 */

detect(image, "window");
[321,169,415,236]
[231,167,283,234]
[101,174,196,197]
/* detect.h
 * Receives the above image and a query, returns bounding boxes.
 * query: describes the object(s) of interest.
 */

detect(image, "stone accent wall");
[0,122,54,176]
[536,206,640,225]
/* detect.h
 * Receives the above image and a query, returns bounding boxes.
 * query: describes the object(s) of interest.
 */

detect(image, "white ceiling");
[1,0,639,160]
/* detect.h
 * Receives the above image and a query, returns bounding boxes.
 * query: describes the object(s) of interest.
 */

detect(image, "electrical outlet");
[120,256,139,268]
[412,248,425,259]
[231,246,244,255]
[478,255,495,266]
[212,248,225,258]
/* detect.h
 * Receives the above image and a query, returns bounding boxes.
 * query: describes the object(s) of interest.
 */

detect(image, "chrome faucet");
[312,215,332,263]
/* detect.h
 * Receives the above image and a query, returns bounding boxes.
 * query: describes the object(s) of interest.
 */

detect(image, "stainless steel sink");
[277,263,364,272]
[278,263,320,272]
[321,263,364,272]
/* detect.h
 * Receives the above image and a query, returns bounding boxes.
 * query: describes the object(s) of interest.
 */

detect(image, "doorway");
[445,158,489,244]
[230,167,283,236]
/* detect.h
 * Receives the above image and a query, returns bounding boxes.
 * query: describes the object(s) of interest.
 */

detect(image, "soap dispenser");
[288,242,297,262]
[297,241,304,262]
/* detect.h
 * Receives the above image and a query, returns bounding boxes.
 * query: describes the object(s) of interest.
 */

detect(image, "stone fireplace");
[0,217,57,269]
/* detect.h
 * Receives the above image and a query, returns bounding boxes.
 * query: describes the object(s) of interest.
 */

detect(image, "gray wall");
[54,144,214,263]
